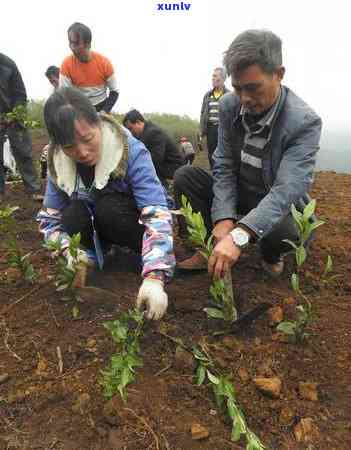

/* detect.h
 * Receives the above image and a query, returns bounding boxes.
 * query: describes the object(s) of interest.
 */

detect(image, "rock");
[298,382,318,401]
[268,306,283,325]
[108,428,125,450]
[191,423,210,440]
[253,377,282,398]
[103,396,123,427]
[174,346,197,372]
[238,367,250,382]
[294,418,319,442]
[72,392,91,414]
[279,406,295,426]
[0,373,10,384]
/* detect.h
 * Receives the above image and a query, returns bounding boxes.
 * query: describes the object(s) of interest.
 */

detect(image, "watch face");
[233,229,249,247]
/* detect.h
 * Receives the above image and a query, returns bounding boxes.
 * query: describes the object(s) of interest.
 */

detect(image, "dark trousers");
[61,192,144,252]
[0,127,40,194]
[174,166,299,264]
[206,124,219,169]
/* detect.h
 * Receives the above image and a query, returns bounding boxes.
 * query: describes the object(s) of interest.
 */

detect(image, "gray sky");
[2,0,349,134]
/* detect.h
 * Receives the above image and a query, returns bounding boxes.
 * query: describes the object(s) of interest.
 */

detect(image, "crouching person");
[175,30,322,278]
[37,87,175,320]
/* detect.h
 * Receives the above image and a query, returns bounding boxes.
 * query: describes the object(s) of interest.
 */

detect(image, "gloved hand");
[63,248,95,288]
[136,278,168,320]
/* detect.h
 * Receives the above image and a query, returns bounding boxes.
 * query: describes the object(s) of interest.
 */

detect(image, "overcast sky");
[2,0,349,134]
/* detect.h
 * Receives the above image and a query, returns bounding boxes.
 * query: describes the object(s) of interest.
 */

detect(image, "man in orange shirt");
[60,22,119,113]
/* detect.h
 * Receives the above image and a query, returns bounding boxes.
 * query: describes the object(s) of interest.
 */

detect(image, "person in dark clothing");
[0,53,42,202]
[123,110,184,186]
[200,67,230,168]
[45,66,60,90]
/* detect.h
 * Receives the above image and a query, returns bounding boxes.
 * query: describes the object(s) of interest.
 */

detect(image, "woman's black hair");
[44,87,100,147]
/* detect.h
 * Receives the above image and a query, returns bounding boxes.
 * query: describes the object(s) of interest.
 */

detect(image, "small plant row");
[180,195,237,322]
[192,345,268,449]
[277,200,333,343]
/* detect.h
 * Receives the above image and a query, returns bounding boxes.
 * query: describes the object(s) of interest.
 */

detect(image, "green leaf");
[195,364,206,386]
[231,421,242,442]
[207,370,219,385]
[204,307,225,319]
[282,238,298,250]
[324,255,333,275]
[302,199,316,221]
[72,305,79,318]
[277,321,297,335]
[291,273,299,293]
[291,204,303,232]
[296,245,306,267]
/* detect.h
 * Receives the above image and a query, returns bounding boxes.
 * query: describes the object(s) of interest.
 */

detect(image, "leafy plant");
[192,346,268,449]
[180,195,237,322]
[44,233,82,291]
[277,200,331,343]
[1,206,37,283]
[6,240,37,283]
[100,309,144,401]
[1,103,40,129]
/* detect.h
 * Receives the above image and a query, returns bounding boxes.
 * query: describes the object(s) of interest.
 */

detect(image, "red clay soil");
[0,140,350,450]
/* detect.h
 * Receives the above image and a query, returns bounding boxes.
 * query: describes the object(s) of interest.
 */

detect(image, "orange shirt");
[60,51,118,106]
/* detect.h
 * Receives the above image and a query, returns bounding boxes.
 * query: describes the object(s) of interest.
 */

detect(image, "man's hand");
[208,234,241,279]
[136,278,168,320]
[212,219,235,242]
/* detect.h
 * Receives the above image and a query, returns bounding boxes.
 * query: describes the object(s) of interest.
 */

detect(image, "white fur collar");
[53,121,126,196]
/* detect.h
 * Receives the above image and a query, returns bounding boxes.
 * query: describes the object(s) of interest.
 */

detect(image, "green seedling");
[277,200,331,343]
[180,195,237,322]
[6,240,37,283]
[44,233,82,292]
[1,206,37,283]
[192,346,268,449]
[1,104,40,129]
[100,309,144,402]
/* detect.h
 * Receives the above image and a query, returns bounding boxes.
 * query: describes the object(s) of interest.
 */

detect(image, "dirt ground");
[0,135,350,450]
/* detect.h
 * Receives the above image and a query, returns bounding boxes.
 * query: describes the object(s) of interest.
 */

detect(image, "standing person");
[60,22,119,113]
[0,53,42,202]
[175,29,322,278]
[123,110,184,187]
[180,136,195,165]
[41,66,61,179]
[37,87,175,320]
[45,66,60,90]
[200,67,230,168]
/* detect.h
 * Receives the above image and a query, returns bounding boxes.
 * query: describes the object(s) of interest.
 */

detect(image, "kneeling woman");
[38,87,175,320]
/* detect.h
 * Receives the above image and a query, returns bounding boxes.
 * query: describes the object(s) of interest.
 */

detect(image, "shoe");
[31,193,44,202]
[177,250,207,271]
[261,258,284,277]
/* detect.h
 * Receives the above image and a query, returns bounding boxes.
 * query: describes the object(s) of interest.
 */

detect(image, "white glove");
[136,278,168,320]
[63,248,95,288]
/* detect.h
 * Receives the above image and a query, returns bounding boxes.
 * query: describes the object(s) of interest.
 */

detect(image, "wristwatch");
[229,227,250,249]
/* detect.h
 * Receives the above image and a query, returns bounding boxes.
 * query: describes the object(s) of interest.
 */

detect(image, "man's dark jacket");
[0,53,27,114]
[139,121,184,181]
